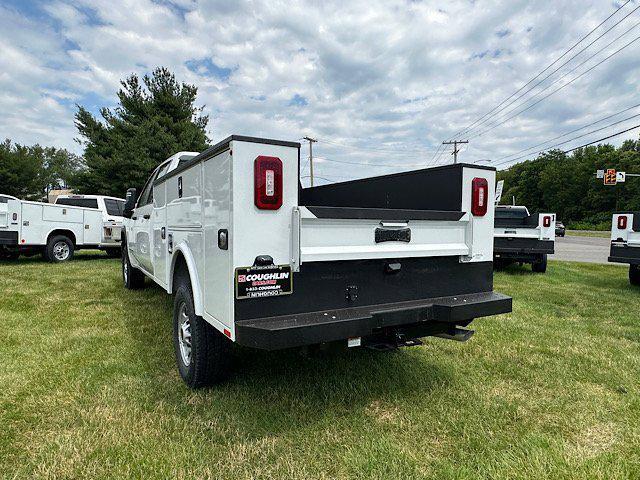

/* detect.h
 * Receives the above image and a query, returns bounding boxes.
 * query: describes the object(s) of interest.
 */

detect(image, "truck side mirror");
[123,188,137,218]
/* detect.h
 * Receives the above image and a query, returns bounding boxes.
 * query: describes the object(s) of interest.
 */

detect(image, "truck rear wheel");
[173,276,231,388]
[630,265,640,286]
[531,253,547,273]
[45,235,74,262]
[122,246,145,289]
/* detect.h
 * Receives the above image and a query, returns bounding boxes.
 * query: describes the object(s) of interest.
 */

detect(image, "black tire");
[173,275,231,388]
[531,253,548,273]
[630,265,640,286]
[106,248,121,258]
[45,235,74,262]
[122,245,145,289]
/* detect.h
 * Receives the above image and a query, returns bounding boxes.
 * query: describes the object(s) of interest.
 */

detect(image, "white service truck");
[608,212,640,285]
[493,205,556,273]
[0,194,125,261]
[121,135,512,388]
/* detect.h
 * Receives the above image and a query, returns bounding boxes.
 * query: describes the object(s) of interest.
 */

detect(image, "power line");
[448,0,633,140]
[493,116,640,168]
[316,138,439,154]
[470,32,640,140]
[460,4,640,139]
[562,123,640,153]
[313,156,428,168]
[491,103,640,162]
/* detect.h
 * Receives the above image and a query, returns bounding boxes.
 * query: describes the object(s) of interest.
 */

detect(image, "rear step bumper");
[235,291,512,350]
[494,237,554,256]
[609,244,640,265]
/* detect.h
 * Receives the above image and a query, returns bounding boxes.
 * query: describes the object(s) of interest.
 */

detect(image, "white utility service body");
[0,195,124,261]
[493,205,556,272]
[608,212,640,285]
[122,135,511,386]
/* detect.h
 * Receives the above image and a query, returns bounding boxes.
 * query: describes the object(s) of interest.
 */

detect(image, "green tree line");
[0,140,82,200]
[497,139,640,230]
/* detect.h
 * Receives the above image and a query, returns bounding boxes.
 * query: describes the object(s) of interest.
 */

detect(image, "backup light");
[254,156,283,210]
[618,215,628,230]
[471,177,488,216]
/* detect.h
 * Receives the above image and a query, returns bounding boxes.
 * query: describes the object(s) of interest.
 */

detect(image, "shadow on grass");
[121,285,452,436]
[0,250,116,265]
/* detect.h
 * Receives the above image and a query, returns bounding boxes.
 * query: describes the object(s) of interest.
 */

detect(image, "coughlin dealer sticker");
[235,265,293,299]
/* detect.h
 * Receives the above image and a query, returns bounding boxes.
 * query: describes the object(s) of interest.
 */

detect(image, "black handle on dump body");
[375,227,411,243]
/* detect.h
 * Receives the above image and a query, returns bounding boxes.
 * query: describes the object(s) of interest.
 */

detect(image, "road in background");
[551,235,611,264]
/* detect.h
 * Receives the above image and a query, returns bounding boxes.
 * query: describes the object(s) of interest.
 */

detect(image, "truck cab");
[493,205,555,272]
[608,212,640,285]
[122,135,512,388]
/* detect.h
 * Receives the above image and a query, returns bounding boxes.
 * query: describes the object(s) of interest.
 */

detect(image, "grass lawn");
[1,253,639,479]
[566,230,611,238]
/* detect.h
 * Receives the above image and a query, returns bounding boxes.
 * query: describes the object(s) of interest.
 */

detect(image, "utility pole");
[303,136,317,186]
[442,140,469,164]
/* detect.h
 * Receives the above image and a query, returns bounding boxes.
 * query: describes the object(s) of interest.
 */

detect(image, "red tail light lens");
[471,177,488,216]
[543,215,551,228]
[254,156,283,210]
[618,215,628,229]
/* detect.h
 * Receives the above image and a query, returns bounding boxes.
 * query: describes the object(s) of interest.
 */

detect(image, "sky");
[1,0,639,185]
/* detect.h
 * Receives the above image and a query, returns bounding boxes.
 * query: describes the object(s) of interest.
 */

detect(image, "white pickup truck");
[608,212,640,285]
[493,205,556,273]
[121,135,512,388]
[0,194,124,261]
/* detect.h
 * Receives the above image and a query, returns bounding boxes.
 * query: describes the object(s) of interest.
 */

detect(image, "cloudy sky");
[1,0,639,184]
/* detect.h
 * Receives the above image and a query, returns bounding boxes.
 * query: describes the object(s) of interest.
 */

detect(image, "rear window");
[56,198,99,209]
[495,208,529,219]
[0,196,10,204]
[104,198,125,217]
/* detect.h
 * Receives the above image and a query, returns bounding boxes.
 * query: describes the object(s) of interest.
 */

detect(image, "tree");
[0,140,81,200]
[497,135,640,229]
[72,67,210,197]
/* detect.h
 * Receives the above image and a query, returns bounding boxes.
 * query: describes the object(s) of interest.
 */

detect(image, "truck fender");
[169,242,204,316]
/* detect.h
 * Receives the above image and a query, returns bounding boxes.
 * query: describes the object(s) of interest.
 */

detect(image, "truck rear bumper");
[609,244,640,265]
[235,291,512,350]
[494,237,554,258]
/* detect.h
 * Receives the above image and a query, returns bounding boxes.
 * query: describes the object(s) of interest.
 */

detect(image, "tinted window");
[138,169,160,206]
[104,199,125,216]
[56,198,99,209]
[0,196,9,204]
[495,208,528,219]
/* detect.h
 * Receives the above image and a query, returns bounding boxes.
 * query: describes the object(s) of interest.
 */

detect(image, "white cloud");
[0,0,638,184]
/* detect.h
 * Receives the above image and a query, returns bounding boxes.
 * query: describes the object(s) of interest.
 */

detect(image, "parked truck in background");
[493,205,556,273]
[121,135,512,388]
[608,212,640,285]
[0,194,125,261]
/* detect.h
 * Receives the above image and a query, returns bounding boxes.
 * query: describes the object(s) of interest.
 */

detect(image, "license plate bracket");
[235,264,293,299]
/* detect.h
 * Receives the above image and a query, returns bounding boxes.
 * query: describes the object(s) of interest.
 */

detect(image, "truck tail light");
[254,156,283,210]
[12,213,17,221]
[618,215,628,229]
[471,177,488,216]
[543,215,551,228]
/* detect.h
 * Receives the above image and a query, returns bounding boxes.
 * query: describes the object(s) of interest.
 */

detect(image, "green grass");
[566,230,611,238]
[1,253,639,479]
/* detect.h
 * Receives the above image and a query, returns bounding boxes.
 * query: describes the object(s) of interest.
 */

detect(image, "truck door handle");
[143,214,151,219]
[132,216,137,220]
